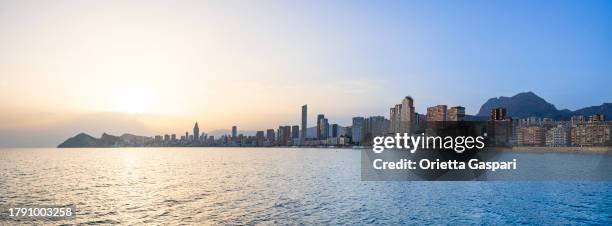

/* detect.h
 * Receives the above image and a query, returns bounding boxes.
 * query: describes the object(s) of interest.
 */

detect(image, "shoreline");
[48,146,612,154]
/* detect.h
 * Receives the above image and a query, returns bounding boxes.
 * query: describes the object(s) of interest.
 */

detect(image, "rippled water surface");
[1,148,611,224]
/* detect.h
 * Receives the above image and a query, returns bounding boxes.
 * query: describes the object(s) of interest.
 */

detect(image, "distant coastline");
[56,143,611,154]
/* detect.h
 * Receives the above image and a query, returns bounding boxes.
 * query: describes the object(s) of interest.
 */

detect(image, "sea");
[0,148,610,225]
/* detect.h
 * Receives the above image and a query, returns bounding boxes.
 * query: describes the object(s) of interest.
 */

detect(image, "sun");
[111,86,153,114]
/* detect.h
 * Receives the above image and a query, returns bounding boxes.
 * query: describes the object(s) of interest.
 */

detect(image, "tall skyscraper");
[193,122,200,141]
[427,105,448,121]
[232,126,237,138]
[447,106,465,121]
[301,105,307,141]
[390,96,415,134]
[352,117,365,144]
[317,114,325,139]
[331,124,338,138]
[319,117,329,139]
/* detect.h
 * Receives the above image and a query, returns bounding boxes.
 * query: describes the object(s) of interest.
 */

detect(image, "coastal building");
[447,106,465,121]
[291,125,300,139]
[317,115,329,139]
[232,126,237,138]
[517,125,545,146]
[427,105,448,122]
[571,115,586,125]
[331,124,338,138]
[266,129,275,143]
[590,114,605,122]
[277,126,291,145]
[193,122,199,142]
[571,122,612,146]
[164,134,170,142]
[546,124,569,147]
[490,107,507,121]
[389,96,416,134]
[256,131,265,146]
[301,105,307,142]
[352,117,365,145]
[317,114,324,139]
[171,134,176,141]
[363,116,390,145]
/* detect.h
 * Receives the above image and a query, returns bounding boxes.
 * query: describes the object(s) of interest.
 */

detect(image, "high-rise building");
[232,126,237,138]
[256,131,265,146]
[352,117,365,145]
[185,132,189,141]
[316,114,329,139]
[490,108,507,121]
[322,118,329,139]
[517,125,545,146]
[164,134,170,142]
[571,115,585,125]
[447,106,465,121]
[277,126,291,145]
[193,122,200,142]
[317,114,325,139]
[331,124,338,138]
[390,96,415,134]
[291,125,300,139]
[546,124,569,147]
[590,114,605,122]
[364,116,389,143]
[301,105,307,141]
[171,134,176,141]
[427,105,448,122]
[266,129,275,142]
[571,122,612,146]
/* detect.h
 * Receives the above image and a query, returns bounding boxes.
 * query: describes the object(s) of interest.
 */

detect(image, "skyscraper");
[266,129,275,142]
[390,96,415,134]
[317,114,325,139]
[319,117,329,139]
[193,122,200,142]
[352,117,365,145]
[277,126,291,145]
[301,105,307,141]
[256,131,265,146]
[291,125,300,139]
[427,105,448,121]
[447,106,465,121]
[364,116,390,144]
[331,124,338,138]
[232,126,237,138]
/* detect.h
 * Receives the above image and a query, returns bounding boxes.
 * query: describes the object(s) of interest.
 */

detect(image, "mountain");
[58,132,152,148]
[476,92,609,120]
[57,133,102,148]
[572,103,612,117]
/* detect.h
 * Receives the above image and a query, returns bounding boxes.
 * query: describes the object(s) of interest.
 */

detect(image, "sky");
[1,0,611,147]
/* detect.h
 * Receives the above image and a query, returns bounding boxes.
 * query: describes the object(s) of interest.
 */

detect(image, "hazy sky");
[1,0,611,147]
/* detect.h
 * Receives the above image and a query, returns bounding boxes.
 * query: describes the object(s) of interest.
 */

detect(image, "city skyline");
[1,1,611,147]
